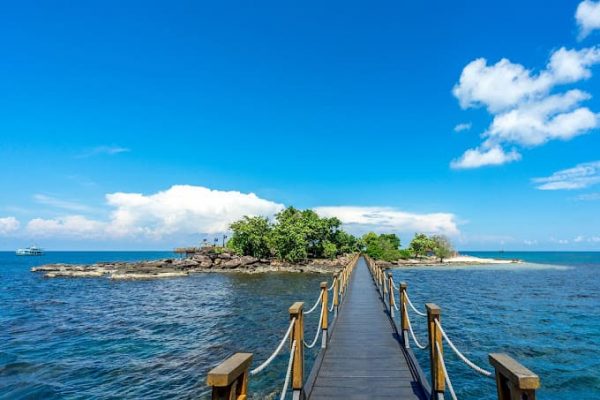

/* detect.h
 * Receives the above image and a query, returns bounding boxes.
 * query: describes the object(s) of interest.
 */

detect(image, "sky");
[1,0,600,250]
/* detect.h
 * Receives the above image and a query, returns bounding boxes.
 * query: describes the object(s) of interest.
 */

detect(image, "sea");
[1,251,599,399]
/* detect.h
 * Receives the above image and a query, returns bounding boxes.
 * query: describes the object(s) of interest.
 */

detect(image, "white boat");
[16,246,44,256]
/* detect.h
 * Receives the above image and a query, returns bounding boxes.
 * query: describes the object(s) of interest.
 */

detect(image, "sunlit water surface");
[1,251,599,399]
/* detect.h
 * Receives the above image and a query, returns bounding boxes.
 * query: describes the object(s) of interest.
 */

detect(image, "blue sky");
[1,0,600,250]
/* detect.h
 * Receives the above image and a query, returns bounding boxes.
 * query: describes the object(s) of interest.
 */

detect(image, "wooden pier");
[207,254,540,400]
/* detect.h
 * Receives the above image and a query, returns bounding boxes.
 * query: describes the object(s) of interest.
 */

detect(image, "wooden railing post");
[320,282,328,348]
[207,352,253,400]
[387,273,395,318]
[489,353,540,400]
[399,282,409,348]
[333,273,339,317]
[426,303,445,400]
[289,302,304,400]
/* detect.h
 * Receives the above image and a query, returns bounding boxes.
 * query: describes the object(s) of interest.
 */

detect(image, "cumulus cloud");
[533,160,600,190]
[576,1,600,39]
[452,45,600,168]
[0,217,20,235]
[26,185,285,240]
[451,145,521,169]
[314,206,459,236]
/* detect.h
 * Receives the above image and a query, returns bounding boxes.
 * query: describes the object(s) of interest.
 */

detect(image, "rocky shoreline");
[31,249,352,280]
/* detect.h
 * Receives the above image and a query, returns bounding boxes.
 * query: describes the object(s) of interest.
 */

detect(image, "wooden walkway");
[306,257,428,400]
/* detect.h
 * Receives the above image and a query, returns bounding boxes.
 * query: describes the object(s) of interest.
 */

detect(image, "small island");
[31,207,517,280]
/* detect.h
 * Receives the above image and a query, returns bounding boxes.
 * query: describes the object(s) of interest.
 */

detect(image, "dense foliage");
[227,207,360,262]
[362,232,405,262]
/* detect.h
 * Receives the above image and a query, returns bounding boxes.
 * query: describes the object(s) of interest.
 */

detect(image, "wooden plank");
[489,353,540,390]
[206,353,253,387]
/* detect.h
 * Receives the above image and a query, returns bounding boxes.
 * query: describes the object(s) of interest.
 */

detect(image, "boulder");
[239,256,259,266]
[222,259,242,268]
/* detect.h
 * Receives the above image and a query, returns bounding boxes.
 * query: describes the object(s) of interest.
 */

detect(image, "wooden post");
[207,352,253,400]
[333,273,339,317]
[400,282,409,348]
[388,273,395,318]
[426,303,445,400]
[383,269,388,297]
[321,282,328,348]
[289,302,304,400]
[489,353,540,400]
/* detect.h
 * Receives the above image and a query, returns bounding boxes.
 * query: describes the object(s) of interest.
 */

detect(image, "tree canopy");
[227,207,360,262]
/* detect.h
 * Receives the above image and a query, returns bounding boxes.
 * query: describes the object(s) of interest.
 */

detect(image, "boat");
[16,246,44,256]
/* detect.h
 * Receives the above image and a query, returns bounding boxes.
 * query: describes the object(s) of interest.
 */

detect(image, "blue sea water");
[1,251,599,399]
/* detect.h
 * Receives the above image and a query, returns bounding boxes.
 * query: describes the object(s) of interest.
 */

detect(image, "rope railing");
[434,319,493,378]
[304,292,322,315]
[280,340,296,400]
[406,307,428,350]
[250,317,296,375]
[405,291,427,317]
[436,341,458,400]
[366,259,540,400]
[207,252,361,400]
[303,302,324,349]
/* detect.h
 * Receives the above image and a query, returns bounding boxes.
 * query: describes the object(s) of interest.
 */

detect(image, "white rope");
[303,303,324,349]
[406,309,427,350]
[328,280,335,291]
[279,340,296,400]
[436,341,458,400]
[391,279,399,290]
[393,301,399,311]
[434,319,493,378]
[328,300,334,313]
[250,318,296,375]
[304,292,322,315]
[405,292,427,317]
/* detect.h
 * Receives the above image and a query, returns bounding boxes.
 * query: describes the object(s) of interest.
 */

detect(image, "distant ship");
[16,246,44,256]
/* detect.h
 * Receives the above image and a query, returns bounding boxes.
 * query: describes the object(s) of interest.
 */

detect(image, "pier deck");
[306,257,428,400]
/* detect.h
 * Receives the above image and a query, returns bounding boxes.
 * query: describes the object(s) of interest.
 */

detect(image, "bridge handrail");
[206,252,360,399]
[367,258,540,400]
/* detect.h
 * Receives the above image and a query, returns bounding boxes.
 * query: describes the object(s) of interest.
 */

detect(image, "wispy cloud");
[453,122,472,132]
[575,192,600,200]
[33,194,97,213]
[76,145,130,158]
[533,160,600,190]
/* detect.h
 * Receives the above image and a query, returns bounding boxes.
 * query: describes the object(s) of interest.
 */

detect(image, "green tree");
[409,233,434,259]
[269,207,310,262]
[322,240,338,259]
[431,235,453,262]
[227,216,272,258]
[362,232,403,262]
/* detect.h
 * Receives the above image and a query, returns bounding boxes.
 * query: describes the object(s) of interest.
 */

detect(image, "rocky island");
[31,247,353,280]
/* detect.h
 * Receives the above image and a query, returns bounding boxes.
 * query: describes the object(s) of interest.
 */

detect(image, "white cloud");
[34,194,97,213]
[26,216,107,239]
[314,206,459,236]
[485,90,598,147]
[523,239,538,246]
[76,145,130,158]
[576,1,600,39]
[453,122,472,132]
[533,160,600,190]
[25,185,285,240]
[452,46,600,168]
[450,145,521,169]
[574,235,585,242]
[0,217,20,235]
